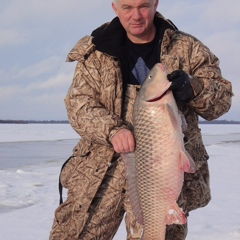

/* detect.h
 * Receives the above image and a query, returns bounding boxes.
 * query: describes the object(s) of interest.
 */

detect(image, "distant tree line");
[199,119,240,124]
[0,120,69,124]
[0,119,239,124]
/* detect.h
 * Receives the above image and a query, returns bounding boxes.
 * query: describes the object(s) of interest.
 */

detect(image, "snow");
[0,124,239,239]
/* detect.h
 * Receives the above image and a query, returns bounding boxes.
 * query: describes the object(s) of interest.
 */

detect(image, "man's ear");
[112,2,118,16]
[154,0,159,10]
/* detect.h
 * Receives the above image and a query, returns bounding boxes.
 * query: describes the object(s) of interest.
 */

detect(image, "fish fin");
[178,110,187,132]
[180,150,196,173]
[164,104,179,130]
[121,153,144,225]
[165,203,187,225]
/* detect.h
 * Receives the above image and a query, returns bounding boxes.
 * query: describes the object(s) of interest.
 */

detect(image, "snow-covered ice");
[0,124,239,240]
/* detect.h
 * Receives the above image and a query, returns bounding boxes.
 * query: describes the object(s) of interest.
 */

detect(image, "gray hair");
[112,0,157,4]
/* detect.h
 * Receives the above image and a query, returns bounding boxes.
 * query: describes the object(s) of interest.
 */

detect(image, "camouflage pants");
[50,157,187,240]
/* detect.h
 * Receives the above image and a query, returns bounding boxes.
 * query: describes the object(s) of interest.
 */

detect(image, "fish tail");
[165,203,187,225]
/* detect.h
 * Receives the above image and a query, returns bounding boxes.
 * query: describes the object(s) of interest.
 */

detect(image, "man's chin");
[129,29,146,38]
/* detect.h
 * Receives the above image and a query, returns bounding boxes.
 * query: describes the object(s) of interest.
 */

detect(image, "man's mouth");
[131,22,144,27]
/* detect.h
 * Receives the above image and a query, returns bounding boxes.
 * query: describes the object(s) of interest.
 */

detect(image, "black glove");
[167,70,195,102]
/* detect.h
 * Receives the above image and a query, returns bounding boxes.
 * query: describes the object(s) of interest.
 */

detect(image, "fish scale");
[136,105,182,239]
[122,63,196,240]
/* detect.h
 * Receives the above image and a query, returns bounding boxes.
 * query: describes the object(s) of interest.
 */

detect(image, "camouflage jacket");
[62,13,233,218]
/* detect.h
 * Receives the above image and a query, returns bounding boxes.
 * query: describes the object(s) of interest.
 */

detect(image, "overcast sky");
[0,0,239,121]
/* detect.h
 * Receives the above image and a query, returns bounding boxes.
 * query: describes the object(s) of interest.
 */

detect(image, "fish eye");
[148,75,152,79]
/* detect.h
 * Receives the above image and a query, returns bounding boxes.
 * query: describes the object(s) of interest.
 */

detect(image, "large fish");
[122,63,196,240]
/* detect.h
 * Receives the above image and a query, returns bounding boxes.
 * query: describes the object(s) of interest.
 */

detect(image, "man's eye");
[123,6,132,10]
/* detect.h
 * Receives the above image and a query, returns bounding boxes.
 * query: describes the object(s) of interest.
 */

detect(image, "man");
[50,0,233,239]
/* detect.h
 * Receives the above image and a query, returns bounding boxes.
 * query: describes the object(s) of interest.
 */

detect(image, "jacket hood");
[66,12,177,62]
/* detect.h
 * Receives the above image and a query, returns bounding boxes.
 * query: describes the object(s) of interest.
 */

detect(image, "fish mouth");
[147,89,170,102]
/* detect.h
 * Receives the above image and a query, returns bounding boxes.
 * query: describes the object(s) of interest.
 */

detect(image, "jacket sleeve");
[64,60,127,146]
[188,38,233,121]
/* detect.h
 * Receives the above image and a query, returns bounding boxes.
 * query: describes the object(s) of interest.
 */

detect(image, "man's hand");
[111,129,135,153]
[167,70,195,102]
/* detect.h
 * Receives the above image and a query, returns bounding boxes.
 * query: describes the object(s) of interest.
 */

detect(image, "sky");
[0,0,239,121]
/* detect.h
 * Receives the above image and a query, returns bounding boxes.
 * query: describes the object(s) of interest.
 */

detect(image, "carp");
[122,63,196,239]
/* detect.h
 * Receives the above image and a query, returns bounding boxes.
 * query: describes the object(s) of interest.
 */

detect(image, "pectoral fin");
[164,104,179,130]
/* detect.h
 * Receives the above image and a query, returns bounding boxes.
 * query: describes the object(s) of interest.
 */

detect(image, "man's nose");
[132,8,142,20]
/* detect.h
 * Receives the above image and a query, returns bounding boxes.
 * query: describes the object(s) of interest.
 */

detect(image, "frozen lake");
[0,124,239,239]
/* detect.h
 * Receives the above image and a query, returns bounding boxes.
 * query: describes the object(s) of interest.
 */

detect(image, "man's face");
[112,0,158,43]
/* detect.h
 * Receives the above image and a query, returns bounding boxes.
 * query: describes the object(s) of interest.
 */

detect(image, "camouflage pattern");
[50,13,233,240]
